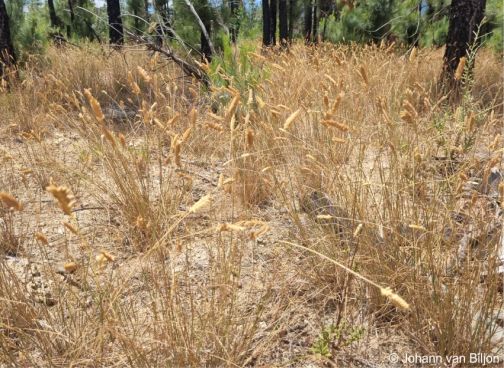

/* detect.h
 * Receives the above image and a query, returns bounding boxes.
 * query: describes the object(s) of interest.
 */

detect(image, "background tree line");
[0,0,502,86]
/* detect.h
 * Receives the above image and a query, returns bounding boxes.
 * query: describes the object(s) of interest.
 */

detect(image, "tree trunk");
[154,0,173,45]
[304,1,312,43]
[230,0,240,43]
[262,0,272,46]
[183,0,214,61]
[107,0,124,46]
[440,0,486,92]
[311,0,318,43]
[48,0,64,29]
[200,18,212,61]
[270,0,277,45]
[288,0,295,42]
[279,0,288,46]
[0,0,15,80]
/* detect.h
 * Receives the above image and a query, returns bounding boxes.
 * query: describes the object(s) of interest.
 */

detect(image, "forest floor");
[0,42,503,367]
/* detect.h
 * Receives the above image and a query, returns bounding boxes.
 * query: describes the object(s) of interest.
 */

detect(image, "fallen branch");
[126,31,210,88]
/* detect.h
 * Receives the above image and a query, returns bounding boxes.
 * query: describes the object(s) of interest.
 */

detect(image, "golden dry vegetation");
[0,42,503,367]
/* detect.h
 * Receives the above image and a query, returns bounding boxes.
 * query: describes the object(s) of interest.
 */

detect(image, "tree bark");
[0,0,15,80]
[311,0,318,43]
[183,0,215,60]
[304,1,312,43]
[200,18,212,61]
[230,0,240,43]
[270,0,277,45]
[107,0,124,46]
[262,0,272,46]
[48,0,64,29]
[288,0,295,42]
[279,0,288,46]
[440,0,486,92]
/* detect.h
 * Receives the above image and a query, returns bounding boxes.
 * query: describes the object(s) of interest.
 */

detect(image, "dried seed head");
[46,184,75,216]
[321,119,349,131]
[454,57,466,81]
[465,112,476,132]
[189,108,197,127]
[64,262,78,273]
[225,95,240,126]
[63,221,79,235]
[246,128,254,148]
[358,65,368,86]
[35,232,49,245]
[409,47,417,62]
[353,223,363,238]
[118,133,126,147]
[283,109,301,130]
[137,66,152,83]
[189,194,213,213]
[0,192,23,211]
[331,92,345,114]
[205,122,224,131]
[83,89,104,123]
[380,287,410,310]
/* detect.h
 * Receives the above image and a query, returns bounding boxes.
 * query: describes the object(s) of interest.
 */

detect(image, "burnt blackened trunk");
[304,1,312,42]
[107,0,124,46]
[230,0,240,43]
[288,0,295,42]
[270,0,277,45]
[441,0,486,91]
[0,0,15,80]
[262,0,272,46]
[200,18,212,61]
[279,0,288,46]
[311,0,318,43]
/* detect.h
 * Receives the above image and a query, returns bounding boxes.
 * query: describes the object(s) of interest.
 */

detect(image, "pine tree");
[107,0,124,45]
[0,0,15,79]
[441,0,486,91]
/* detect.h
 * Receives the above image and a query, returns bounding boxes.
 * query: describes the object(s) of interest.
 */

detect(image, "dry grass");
[0,41,503,367]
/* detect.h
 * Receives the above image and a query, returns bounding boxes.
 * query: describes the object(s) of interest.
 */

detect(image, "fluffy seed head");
[0,192,23,211]
[283,109,301,130]
[46,184,75,216]
[83,89,104,123]
[454,57,466,80]
[189,194,213,213]
[35,232,49,245]
[380,287,410,310]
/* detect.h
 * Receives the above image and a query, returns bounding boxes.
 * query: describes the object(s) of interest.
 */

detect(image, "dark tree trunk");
[48,0,64,29]
[200,19,212,61]
[441,0,486,92]
[230,0,240,43]
[262,0,272,46]
[270,0,277,45]
[107,0,124,46]
[321,15,328,41]
[133,9,141,34]
[0,0,15,80]
[311,1,318,43]
[304,1,312,42]
[279,0,288,46]
[288,0,295,42]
